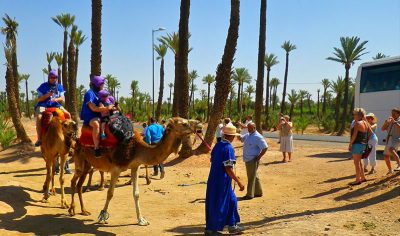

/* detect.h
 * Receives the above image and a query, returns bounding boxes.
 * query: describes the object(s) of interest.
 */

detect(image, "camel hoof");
[68,208,75,216]
[146,179,151,185]
[138,218,150,226]
[81,210,91,216]
[98,186,105,191]
[98,210,109,223]
[61,201,69,209]
[50,189,56,196]
[41,198,49,203]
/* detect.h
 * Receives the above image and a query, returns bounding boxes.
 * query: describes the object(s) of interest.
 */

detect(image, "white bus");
[354,56,400,145]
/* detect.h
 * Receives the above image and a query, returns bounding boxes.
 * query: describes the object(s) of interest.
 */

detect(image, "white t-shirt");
[240,119,252,135]
[215,123,223,138]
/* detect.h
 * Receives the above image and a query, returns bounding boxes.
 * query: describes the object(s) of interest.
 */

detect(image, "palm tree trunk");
[317,90,320,118]
[62,30,69,94]
[5,63,31,143]
[334,95,340,132]
[265,68,270,129]
[307,97,312,114]
[168,86,172,115]
[68,38,78,122]
[25,79,31,119]
[155,58,164,121]
[322,88,327,115]
[273,86,277,111]
[197,0,240,153]
[300,98,303,117]
[75,48,80,81]
[280,52,289,113]
[172,55,179,117]
[91,0,102,76]
[12,52,21,118]
[338,65,350,135]
[236,83,241,112]
[254,0,266,133]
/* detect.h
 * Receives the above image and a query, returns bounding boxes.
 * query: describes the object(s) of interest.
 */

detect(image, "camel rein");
[189,126,212,151]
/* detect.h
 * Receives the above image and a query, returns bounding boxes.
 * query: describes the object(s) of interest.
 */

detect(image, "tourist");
[80,75,113,157]
[363,113,378,174]
[238,115,253,135]
[349,108,372,185]
[141,122,148,137]
[240,122,268,200]
[215,119,223,142]
[34,70,71,147]
[277,115,294,162]
[205,123,245,235]
[98,89,113,140]
[144,117,166,179]
[381,107,400,174]
[160,119,167,129]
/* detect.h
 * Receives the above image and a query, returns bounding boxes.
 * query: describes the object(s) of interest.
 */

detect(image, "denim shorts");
[352,143,366,155]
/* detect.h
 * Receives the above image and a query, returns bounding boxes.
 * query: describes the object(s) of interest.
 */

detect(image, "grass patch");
[362,221,376,231]
[343,223,356,230]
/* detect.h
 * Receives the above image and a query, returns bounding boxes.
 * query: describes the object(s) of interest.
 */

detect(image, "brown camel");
[68,117,196,225]
[40,116,77,208]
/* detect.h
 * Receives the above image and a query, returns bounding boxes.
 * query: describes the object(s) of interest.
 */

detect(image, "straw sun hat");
[222,124,240,136]
[366,113,377,123]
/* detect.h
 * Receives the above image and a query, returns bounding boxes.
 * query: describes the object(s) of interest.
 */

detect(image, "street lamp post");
[152,27,166,118]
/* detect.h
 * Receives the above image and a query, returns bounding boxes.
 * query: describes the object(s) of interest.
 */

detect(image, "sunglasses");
[49,77,58,79]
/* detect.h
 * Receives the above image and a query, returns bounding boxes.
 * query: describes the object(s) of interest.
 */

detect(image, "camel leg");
[68,167,80,216]
[42,161,52,202]
[59,154,69,209]
[84,168,94,192]
[98,171,105,191]
[50,158,57,196]
[132,166,150,226]
[77,161,91,216]
[145,165,151,185]
[98,169,120,224]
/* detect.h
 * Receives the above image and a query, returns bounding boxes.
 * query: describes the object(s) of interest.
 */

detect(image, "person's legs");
[352,154,365,183]
[159,164,165,179]
[152,165,159,176]
[245,159,256,198]
[254,160,263,197]
[89,118,101,157]
[369,139,377,173]
[389,146,400,168]
[282,152,287,162]
[100,121,106,139]
[35,113,42,145]
[288,152,292,162]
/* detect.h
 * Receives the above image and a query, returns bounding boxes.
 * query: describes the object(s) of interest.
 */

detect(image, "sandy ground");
[0,118,399,235]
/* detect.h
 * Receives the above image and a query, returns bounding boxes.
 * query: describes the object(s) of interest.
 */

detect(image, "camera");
[49,85,57,93]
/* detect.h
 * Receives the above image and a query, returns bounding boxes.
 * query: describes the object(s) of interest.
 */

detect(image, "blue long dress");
[205,140,240,231]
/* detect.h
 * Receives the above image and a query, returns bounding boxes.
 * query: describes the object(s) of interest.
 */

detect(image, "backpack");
[108,114,134,144]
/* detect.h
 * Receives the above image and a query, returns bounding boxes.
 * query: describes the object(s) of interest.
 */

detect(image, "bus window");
[360,61,400,93]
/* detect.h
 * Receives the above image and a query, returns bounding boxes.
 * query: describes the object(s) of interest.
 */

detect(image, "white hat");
[222,124,240,136]
[365,113,377,123]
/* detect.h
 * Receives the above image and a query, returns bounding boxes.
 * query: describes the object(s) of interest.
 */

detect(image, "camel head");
[61,119,78,138]
[167,117,197,138]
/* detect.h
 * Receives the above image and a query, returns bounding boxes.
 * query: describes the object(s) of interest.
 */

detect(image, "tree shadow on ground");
[0,148,42,164]
[0,185,114,235]
[262,160,284,166]
[307,152,350,159]
[319,175,355,184]
[0,167,45,175]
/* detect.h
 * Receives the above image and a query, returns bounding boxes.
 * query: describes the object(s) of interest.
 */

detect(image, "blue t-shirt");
[36,82,65,108]
[144,123,165,144]
[80,89,100,125]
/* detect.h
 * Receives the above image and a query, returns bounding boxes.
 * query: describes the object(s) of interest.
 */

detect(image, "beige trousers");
[245,158,263,198]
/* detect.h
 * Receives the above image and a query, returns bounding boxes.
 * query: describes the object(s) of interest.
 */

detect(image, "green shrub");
[294,117,311,134]
[0,113,16,148]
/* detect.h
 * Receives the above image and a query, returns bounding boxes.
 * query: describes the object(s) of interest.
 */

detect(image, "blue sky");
[0,0,399,101]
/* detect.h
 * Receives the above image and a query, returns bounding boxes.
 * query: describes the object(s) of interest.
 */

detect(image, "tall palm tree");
[105,74,120,98]
[245,84,255,111]
[298,89,307,117]
[73,30,87,81]
[270,77,280,111]
[52,13,75,93]
[330,76,345,132]
[317,89,320,118]
[327,36,368,135]
[54,52,63,80]
[232,67,252,115]
[264,53,279,127]
[67,25,78,122]
[188,70,198,111]
[197,0,240,153]
[154,43,168,121]
[130,80,138,115]
[306,92,312,114]
[287,89,299,120]
[46,52,55,72]
[280,41,297,114]
[202,74,216,121]
[372,53,388,60]
[254,0,267,132]
[321,78,330,116]
[2,14,21,118]
[3,46,31,143]
[91,0,102,76]
[167,82,173,115]
[19,74,31,119]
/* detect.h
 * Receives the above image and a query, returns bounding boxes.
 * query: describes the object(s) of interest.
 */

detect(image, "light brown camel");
[40,116,77,208]
[68,117,196,225]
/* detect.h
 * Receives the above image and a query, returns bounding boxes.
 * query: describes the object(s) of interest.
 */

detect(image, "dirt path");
[0,118,399,235]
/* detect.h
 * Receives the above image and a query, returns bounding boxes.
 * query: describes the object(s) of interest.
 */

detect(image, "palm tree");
[130,80,139,115]
[54,52,63,80]
[245,85,255,111]
[76,84,86,109]
[264,53,279,127]
[67,25,78,122]
[105,74,120,98]
[317,89,320,118]
[327,36,368,135]
[154,43,168,121]
[188,70,198,112]
[330,76,345,132]
[298,90,307,117]
[306,92,312,114]
[280,41,297,114]
[4,46,31,143]
[321,78,330,115]
[232,67,252,115]
[91,0,102,76]
[270,77,280,111]
[287,89,299,120]
[197,0,240,153]
[46,52,55,72]
[167,82,174,115]
[73,30,87,82]
[254,0,267,132]
[202,74,216,121]
[19,74,31,119]
[2,14,21,118]
[372,53,388,60]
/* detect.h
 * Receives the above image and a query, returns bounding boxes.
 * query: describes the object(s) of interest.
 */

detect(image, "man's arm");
[256,148,268,161]
[225,167,244,191]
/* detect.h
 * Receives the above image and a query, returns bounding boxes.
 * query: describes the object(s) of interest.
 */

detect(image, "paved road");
[263,132,349,143]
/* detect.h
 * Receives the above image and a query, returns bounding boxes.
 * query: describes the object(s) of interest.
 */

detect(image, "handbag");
[361,121,373,159]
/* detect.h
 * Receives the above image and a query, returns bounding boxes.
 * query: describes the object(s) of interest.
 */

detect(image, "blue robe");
[205,140,240,231]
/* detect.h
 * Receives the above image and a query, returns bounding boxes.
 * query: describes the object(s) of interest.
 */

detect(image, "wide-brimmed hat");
[365,113,377,123]
[392,107,400,114]
[222,124,240,136]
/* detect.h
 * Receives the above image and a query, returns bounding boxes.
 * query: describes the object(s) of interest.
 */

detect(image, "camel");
[40,113,77,208]
[68,117,196,225]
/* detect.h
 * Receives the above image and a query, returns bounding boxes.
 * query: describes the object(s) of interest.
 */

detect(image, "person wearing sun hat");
[34,69,71,147]
[382,107,400,174]
[205,123,245,235]
[363,113,378,174]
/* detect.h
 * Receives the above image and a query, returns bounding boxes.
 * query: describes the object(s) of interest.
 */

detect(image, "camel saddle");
[41,107,66,134]
[79,125,119,148]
